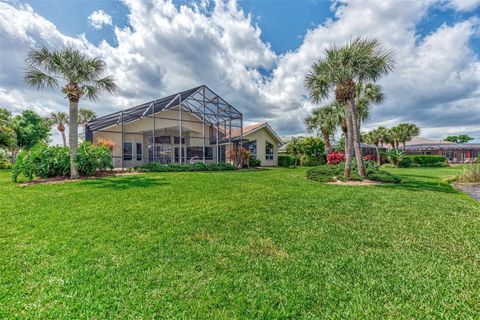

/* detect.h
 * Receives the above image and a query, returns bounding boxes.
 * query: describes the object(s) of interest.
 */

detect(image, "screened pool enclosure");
[85,85,244,169]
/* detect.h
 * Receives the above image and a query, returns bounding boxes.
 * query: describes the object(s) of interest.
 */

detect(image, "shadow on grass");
[79,175,169,190]
[377,173,458,194]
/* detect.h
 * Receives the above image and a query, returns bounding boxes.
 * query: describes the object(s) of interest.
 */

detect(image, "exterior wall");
[244,127,279,166]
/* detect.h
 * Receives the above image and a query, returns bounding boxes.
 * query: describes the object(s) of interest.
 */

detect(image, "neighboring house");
[85,85,282,168]
[404,137,480,163]
[231,122,283,167]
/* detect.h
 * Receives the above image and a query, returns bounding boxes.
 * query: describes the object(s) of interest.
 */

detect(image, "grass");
[0,166,479,319]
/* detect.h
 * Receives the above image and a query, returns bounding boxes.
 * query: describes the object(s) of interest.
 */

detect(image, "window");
[123,142,133,161]
[136,143,142,161]
[244,141,257,158]
[174,136,186,144]
[265,141,274,160]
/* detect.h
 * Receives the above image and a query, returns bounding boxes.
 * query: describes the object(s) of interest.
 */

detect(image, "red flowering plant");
[363,154,377,162]
[327,152,346,165]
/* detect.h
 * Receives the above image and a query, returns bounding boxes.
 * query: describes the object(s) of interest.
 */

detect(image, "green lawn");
[1,167,479,319]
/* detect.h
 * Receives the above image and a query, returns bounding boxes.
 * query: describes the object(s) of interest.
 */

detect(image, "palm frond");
[24,67,59,90]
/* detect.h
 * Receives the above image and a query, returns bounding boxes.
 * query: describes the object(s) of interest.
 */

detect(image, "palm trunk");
[321,129,331,153]
[60,129,67,147]
[375,144,381,165]
[403,141,406,150]
[350,98,366,177]
[69,99,79,179]
[343,104,354,179]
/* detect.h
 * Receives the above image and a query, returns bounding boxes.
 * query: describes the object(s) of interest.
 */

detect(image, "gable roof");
[406,136,455,146]
[86,85,242,132]
[230,122,283,144]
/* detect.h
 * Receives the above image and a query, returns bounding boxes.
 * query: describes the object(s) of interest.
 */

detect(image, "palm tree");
[396,123,420,149]
[78,108,97,126]
[305,104,337,152]
[355,83,384,128]
[49,112,69,147]
[305,38,395,178]
[363,126,388,165]
[286,137,303,167]
[24,47,117,178]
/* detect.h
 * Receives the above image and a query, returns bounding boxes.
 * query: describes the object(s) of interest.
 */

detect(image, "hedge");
[137,162,236,172]
[278,155,295,167]
[398,155,448,168]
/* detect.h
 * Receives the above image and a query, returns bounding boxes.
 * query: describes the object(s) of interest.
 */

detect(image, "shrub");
[367,170,401,183]
[363,154,377,162]
[137,162,236,172]
[249,157,261,167]
[307,164,400,184]
[381,163,397,168]
[400,155,448,168]
[0,159,13,169]
[12,144,70,182]
[386,149,405,166]
[300,155,325,166]
[456,164,480,183]
[327,152,345,165]
[278,155,295,167]
[75,142,113,176]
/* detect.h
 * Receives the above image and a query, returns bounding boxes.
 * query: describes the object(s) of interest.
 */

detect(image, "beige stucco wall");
[244,127,279,166]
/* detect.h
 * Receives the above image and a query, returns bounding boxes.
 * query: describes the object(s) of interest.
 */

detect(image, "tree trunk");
[60,129,67,147]
[343,103,354,179]
[350,98,366,177]
[322,129,331,153]
[375,144,381,165]
[403,141,406,150]
[69,99,79,179]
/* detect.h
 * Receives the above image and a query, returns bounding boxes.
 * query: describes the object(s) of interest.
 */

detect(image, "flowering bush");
[96,137,114,152]
[327,152,346,165]
[363,154,377,162]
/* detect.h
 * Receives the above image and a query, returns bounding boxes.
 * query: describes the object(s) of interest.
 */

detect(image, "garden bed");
[327,179,383,186]
[19,171,138,186]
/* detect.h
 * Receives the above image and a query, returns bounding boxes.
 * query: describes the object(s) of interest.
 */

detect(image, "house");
[404,137,480,163]
[231,122,283,167]
[85,85,282,168]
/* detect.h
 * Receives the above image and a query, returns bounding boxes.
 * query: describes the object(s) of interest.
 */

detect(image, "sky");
[0,0,479,144]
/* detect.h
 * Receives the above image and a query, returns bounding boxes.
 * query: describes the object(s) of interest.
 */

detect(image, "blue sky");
[23,0,479,54]
[1,0,480,141]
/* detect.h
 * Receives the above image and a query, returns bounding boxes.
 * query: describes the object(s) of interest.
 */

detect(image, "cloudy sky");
[0,0,479,143]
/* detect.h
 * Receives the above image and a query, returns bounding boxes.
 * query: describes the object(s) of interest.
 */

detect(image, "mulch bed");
[19,171,140,186]
[327,179,383,186]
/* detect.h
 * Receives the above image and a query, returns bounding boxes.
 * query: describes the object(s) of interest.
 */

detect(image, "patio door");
[174,147,187,163]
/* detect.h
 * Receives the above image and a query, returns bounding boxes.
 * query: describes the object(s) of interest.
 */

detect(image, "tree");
[49,112,69,147]
[78,108,97,126]
[444,135,474,144]
[0,108,16,150]
[286,137,303,167]
[363,126,388,165]
[13,110,50,150]
[305,38,395,178]
[355,82,384,128]
[390,123,420,150]
[305,104,337,152]
[301,137,325,159]
[24,47,117,178]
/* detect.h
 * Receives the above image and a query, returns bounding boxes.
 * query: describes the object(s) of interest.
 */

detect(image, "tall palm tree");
[78,108,97,126]
[49,112,69,147]
[363,126,388,165]
[286,137,303,167]
[24,47,117,178]
[305,104,337,152]
[305,38,395,178]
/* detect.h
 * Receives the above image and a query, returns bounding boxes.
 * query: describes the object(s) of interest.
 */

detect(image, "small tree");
[0,108,15,151]
[49,112,69,147]
[13,110,50,151]
[286,137,302,167]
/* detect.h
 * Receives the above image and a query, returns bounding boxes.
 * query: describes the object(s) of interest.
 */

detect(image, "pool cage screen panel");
[85,85,244,169]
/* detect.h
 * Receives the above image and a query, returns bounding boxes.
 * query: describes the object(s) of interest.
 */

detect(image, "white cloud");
[446,0,480,11]
[88,10,112,30]
[0,0,479,142]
